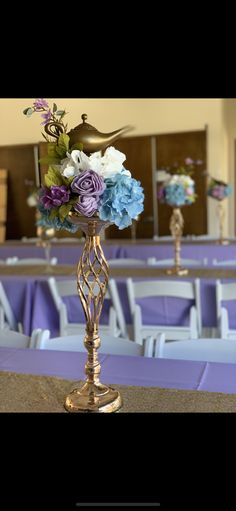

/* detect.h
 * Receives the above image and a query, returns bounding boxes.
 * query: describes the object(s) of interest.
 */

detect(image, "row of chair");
[108,257,236,267]
[1,256,236,267]
[2,328,236,365]
[0,328,158,357]
[1,276,236,344]
[0,257,57,265]
[47,277,236,343]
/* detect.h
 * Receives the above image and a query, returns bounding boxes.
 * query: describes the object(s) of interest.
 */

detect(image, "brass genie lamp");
[44,113,132,154]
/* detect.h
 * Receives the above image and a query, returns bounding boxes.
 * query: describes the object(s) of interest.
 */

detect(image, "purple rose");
[71,170,105,196]
[40,185,70,209]
[74,196,99,217]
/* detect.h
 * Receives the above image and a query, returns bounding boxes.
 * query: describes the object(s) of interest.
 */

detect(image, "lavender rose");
[71,169,105,196]
[40,185,70,209]
[74,196,99,217]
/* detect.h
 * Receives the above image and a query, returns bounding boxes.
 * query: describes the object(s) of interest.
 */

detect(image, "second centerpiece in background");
[157,160,197,275]
[207,177,232,245]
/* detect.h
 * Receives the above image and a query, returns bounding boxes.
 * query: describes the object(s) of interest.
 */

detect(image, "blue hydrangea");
[37,204,78,233]
[165,184,186,206]
[99,173,144,229]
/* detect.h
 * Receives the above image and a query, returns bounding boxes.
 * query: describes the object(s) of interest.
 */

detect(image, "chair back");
[108,258,146,266]
[213,258,236,266]
[216,280,236,339]
[0,281,17,330]
[127,278,202,344]
[0,328,43,348]
[6,257,57,265]
[147,257,208,266]
[155,336,236,363]
[35,330,156,357]
[47,277,125,338]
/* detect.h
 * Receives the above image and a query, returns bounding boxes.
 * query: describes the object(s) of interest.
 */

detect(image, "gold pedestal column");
[64,215,122,413]
[166,207,188,276]
[216,201,229,245]
[34,210,56,272]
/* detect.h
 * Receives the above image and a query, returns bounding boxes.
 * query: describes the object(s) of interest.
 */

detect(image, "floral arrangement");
[207,177,232,201]
[24,179,38,207]
[23,99,144,231]
[157,158,200,207]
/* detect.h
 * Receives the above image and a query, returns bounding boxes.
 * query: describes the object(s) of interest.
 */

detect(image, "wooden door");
[0,144,38,239]
[156,130,207,236]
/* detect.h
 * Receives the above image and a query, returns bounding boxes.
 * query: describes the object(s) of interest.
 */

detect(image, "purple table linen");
[120,242,236,265]
[0,244,121,264]
[1,347,236,393]
[1,242,236,265]
[2,275,236,336]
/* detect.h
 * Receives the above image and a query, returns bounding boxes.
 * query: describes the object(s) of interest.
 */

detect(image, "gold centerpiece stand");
[24,103,134,413]
[166,207,188,276]
[64,214,122,413]
[216,201,229,245]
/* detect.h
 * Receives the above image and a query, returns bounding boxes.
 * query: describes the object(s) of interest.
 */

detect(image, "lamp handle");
[44,122,64,140]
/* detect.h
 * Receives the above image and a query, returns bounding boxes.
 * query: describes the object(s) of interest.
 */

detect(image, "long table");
[1,346,236,394]
[1,239,236,265]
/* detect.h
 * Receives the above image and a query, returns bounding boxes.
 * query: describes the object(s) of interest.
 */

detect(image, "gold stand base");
[166,267,188,276]
[64,382,122,413]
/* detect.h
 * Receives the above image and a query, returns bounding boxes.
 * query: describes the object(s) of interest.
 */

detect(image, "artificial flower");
[23,99,144,231]
[71,170,105,197]
[208,178,232,201]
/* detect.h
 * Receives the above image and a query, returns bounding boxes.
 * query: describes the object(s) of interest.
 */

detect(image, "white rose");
[100,146,127,178]
[61,150,81,177]
[62,166,76,178]
[89,151,102,173]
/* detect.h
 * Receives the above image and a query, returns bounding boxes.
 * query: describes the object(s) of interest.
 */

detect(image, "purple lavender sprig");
[23,99,68,141]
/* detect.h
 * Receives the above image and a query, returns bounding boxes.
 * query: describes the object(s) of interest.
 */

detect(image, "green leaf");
[55,145,67,158]
[56,110,65,116]
[62,176,74,186]
[49,207,59,220]
[44,166,64,187]
[59,202,73,221]
[70,142,83,151]
[47,142,58,157]
[23,107,34,116]
[39,155,61,166]
[53,103,57,113]
[58,133,70,153]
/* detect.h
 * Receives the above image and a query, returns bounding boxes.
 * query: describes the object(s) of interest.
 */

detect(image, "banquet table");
[1,239,236,265]
[1,346,236,393]
[1,346,236,400]
[2,370,236,412]
[1,266,236,336]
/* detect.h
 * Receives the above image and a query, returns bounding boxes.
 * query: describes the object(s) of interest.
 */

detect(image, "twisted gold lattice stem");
[64,216,122,413]
[166,207,188,276]
[216,201,229,245]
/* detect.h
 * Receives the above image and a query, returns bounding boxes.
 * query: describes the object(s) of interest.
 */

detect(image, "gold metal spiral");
[166,207,188,276]
[64,216,122,413]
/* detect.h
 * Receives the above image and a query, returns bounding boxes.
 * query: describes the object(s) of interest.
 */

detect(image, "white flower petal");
[62,166,76,178]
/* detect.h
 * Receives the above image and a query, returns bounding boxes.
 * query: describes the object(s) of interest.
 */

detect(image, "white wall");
[222,99,236,236]
[0,98,231,235]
